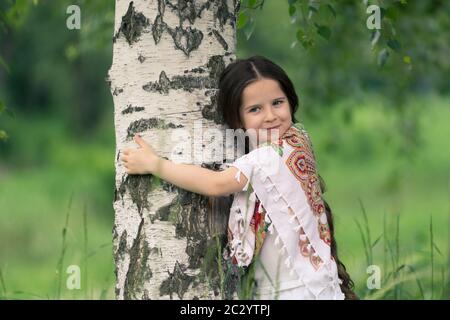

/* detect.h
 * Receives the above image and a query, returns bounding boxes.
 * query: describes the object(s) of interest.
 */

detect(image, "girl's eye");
[249,106,260,113]
[273,100,283,106]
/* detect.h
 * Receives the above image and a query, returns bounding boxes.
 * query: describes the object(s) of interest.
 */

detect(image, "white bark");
[108,0,239,299]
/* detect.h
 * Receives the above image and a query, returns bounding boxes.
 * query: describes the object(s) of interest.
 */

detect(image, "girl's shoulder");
[233,122,314,168]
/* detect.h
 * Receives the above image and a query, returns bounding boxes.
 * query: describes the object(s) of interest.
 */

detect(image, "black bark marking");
[113,87,123,96]
[165,0,197,25]
[151,196,180,223]
[122,105,145,115]
[113,1,150,45]
[212,29,228,50]
[197,0,233,30]
[143,55,224,95]
[207,55,225,85]
[201,90,223,124]
[152,0,203,56]
[113,226,127,299]
[117,174,152,216]
[149,247,162,257]
[159,188,234,297]
[167,26,203,57]
[124,219,153,300]
[196,0,212,18]
[175,190,210,269]
[149,0,234,56]
[126,118,184,140]
[183,66,207,74]
[215,0,233,31]
[138,55,146,63]
[159,261,197,299]
[117,230,128,262]
[112,225,119,281]
[143,71,212,94]
[152,14,167,44]
[142,71,171,94]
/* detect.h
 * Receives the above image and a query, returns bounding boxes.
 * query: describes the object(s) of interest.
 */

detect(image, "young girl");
[121,55,357,300]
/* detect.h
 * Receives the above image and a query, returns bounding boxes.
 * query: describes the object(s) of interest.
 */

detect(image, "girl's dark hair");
[218,55,358,300]
[218,55,298,129]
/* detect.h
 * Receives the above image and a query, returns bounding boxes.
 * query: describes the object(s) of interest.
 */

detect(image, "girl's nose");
[265,107,277,122]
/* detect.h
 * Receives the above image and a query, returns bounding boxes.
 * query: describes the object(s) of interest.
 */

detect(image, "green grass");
[0,112,116,299]
[307,94,450,299]
[0,94,449,299]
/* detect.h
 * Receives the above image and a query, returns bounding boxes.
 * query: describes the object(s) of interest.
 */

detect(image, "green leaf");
[0,100,5,114]
[288,5,296,17]
[0,55,10,73]
[377,48,389,67]
[387,39,401,52]
[433,242,442,256]
[248,0,257,8]
[243,17,256,41]
[315,23,331,40]
[237,12,248,29]
[403,55,411,64]
[0,130,8,141]
[372,234,382,248]
[326,4,337,18]
[288,0,298,5]
[308,5,318,13]
[296,29,314,49]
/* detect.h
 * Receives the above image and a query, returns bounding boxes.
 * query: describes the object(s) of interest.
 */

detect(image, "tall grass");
[54,192,73,299]
[83,203,88,299]
[355,199,447,300]
[0,266,6,299]
[0,192,114,300]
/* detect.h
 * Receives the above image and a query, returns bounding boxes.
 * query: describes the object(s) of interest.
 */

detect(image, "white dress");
[226,124,345,300]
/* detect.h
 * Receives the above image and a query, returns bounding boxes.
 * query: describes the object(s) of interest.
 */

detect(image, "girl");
[121,55,357,300]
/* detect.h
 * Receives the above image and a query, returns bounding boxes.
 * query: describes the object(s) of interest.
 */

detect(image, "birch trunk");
[108,0,240,300]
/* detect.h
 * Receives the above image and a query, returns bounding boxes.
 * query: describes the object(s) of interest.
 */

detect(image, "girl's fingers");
[134,134,148,148]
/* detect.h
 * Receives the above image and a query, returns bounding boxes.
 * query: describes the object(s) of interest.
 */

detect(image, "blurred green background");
[0,0,448,299]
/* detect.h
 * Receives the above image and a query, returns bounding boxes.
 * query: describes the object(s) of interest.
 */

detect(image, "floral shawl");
[225,123,344,299]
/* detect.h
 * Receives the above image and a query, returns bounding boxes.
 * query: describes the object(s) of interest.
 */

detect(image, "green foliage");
[0,0,448,301]
[355,207,447,300]
[237,0,266,40]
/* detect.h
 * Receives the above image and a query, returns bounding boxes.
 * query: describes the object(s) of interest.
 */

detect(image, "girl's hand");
[120,134,159,175]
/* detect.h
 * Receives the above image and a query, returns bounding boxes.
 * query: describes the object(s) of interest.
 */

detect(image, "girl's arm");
[121,134,248,197]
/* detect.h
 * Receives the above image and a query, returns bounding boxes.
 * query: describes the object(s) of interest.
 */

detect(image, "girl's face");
[239,78,293,143]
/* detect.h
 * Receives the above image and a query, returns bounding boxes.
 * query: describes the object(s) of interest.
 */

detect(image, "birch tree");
[108,0,240,300]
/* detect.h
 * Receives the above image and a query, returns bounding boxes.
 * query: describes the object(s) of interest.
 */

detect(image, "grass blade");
[430,214,434,299]
[354,218,370,267]
[55,191,73,299]
[83,202,88,299]
[0,266,6,298]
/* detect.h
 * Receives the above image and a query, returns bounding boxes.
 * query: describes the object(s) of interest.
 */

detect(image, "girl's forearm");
[153,157,221,196]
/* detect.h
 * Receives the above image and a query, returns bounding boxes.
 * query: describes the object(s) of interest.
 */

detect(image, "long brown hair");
[218,55,357,299]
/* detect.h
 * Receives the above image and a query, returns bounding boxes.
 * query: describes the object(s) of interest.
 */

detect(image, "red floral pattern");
[284,126,332,246]
[298,227,322,270]
[250,199,269,257]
